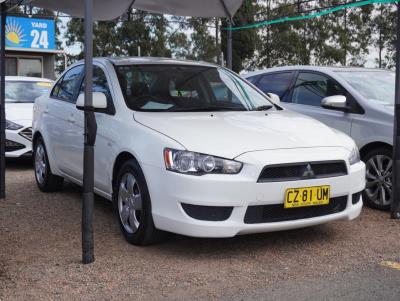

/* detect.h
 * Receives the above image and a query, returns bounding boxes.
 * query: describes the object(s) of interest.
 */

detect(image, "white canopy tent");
[33,0,243,19]
[0,0,244,264]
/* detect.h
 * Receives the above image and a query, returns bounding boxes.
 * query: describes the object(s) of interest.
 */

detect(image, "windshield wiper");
[253,105,274,111]
[167,105,246,112]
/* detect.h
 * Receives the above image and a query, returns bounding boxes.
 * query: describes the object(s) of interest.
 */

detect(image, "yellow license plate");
[284,185,330,208]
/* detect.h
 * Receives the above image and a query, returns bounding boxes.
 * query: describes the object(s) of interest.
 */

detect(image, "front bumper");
[144,147,365,238]
[5,127,32,158]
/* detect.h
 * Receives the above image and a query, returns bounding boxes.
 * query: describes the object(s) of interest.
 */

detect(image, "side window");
[51,76,63,98]
[52,65,83,102]
[292,72,345,107]
[80,65,115,113]
[256,72,294,101]
[80,66,112,100]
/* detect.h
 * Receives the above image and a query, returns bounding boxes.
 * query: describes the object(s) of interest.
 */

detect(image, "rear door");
[283,71,352,135]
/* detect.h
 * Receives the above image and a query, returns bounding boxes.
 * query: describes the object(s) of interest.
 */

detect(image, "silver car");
[245,66,394,210]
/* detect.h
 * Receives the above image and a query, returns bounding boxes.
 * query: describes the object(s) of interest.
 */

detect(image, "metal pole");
[82,0,97,263]
[227,18,233,70]
[391,3,400,219]
[64,52,68,72]
[0,2,6,200]
[216,17,220,65]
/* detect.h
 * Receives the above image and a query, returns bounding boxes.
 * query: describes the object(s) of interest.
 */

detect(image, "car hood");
[5,103,33,126]
[134,110,350,159]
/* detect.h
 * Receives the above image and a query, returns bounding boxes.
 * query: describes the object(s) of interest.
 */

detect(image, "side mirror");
[266,92,281,105]
[321,95,349,111]
[76,92,108,112]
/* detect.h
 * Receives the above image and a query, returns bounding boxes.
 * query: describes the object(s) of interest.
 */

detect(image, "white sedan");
[5,76,52,158]
[32,58,365,245]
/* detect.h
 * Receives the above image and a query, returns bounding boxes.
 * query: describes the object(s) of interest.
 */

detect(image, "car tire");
[363,147,392,210]
[33,137,64,192]
[113,159,164,245]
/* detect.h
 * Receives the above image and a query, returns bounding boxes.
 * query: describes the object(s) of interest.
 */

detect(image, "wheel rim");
[365,154,392,207]
[35,143,47,185]
[118,172,143,234]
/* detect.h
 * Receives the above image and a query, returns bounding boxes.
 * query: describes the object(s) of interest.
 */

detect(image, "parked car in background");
[33,58,365,245]
[5,76,53,158]
[245,66,394,210]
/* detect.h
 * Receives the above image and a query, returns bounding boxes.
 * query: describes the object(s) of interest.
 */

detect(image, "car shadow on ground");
[2,159,350,259]
[59,180,338,258]
[157,225,337,258]
[5,157,33,171]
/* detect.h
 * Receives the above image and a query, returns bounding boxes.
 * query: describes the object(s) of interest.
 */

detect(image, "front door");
[47,65,84,178]
[284,71,352,135]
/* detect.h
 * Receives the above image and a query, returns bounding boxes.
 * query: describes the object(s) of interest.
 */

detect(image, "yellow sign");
[284,185,330,208]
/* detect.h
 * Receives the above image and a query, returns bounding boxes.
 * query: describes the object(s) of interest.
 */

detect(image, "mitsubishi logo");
[302,164,315,178]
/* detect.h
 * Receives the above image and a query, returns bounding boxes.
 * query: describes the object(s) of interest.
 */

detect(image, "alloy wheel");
[365,154,392,207]
[35,143,47,185]
[118,172,143,234]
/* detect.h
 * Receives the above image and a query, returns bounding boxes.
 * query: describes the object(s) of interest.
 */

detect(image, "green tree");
[221,0,260,72]
[148,14,171,57]
[252,0,374,69]
[117,11,152,56]
[256,1,312,68]
[65,18,119,60]
[371,4,396,68]
[317,0,373,66]
[186,18,217,62]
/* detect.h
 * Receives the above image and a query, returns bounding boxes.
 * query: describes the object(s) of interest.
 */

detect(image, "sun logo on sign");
[5,18,27,46]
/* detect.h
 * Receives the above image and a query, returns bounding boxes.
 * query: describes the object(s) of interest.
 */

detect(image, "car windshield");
[335,70,395,105]
[5,81,52,103]
[115,64,275,112]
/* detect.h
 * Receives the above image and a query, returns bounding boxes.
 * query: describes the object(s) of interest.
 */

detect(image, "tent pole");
[227,18,233,70]
[391,3,400,219]
[82,0,97,263]
[219,0,233,70]
[0,2,6,200]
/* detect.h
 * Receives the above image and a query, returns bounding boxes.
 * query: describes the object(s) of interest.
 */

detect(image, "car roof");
[98,56,218,68]
[244,66,393,78]
[6,76,53,82]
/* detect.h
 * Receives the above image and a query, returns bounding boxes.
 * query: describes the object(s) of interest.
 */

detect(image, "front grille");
[181,203,233,221]
[19,127,33,141]
[244,196,348,224]
[258,161,347,182]
[5,139,25,152]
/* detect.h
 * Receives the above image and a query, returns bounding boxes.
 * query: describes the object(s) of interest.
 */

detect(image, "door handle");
[67,117,75,124]
[44,107,49,114]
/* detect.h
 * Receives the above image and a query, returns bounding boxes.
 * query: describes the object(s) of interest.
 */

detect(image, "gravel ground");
[0,159,399,300]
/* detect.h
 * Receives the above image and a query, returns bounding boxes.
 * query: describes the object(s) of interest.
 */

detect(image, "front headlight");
[6,120,23,130]
[348,145,360,165]
[164,148,243,175]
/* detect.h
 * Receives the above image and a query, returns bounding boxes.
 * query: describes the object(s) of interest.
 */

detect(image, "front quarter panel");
[350,105,393,149]
[32,94,61,175]
[105,114,186,197]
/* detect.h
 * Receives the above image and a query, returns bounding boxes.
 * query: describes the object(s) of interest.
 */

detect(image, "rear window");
[5,81,52,103]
